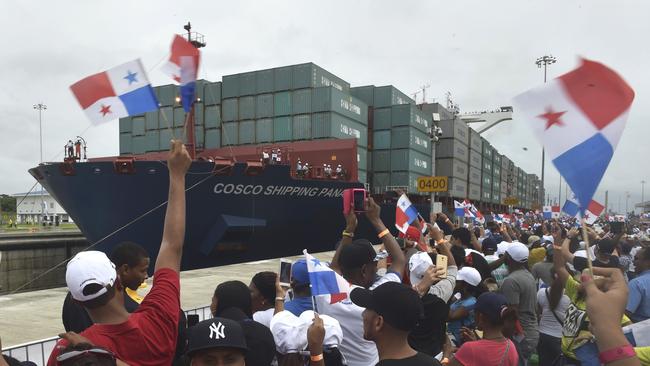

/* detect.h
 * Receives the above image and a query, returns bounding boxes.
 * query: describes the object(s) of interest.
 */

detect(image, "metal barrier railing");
[2,304,213,366]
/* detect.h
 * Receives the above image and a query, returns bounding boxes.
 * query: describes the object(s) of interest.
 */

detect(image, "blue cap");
[291,259,310,285]
[475,292,508,323]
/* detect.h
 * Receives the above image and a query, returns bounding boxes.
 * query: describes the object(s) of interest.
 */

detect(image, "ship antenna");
[181,22,206,160]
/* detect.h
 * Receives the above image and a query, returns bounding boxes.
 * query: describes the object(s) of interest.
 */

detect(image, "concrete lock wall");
[0,234,88,294]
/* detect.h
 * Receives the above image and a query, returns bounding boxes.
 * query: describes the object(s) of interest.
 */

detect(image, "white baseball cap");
[457,267,482,286]
[299,311,343,348]
[408,251,433,287]
[270,310,343,354]
[66,251,116,301]
[505,242,529,263]
[496,241,512,256]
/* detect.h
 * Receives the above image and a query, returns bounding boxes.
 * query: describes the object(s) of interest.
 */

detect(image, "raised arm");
[367,197,406,275]
[330,205,357,274]
[154,140,192,273]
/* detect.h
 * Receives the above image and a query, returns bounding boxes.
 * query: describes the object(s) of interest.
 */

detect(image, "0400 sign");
[416,176,448,192]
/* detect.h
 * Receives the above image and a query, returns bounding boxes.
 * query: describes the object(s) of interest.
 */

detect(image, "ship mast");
[182,22,206,159]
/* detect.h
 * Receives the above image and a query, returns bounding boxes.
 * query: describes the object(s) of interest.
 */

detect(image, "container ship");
[30,32,543,271]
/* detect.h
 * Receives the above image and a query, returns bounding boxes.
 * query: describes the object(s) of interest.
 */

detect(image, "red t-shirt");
[453,338,519,366]
[48,268,180,366]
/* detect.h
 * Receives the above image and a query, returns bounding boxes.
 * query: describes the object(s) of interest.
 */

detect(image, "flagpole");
[580,217,594,274]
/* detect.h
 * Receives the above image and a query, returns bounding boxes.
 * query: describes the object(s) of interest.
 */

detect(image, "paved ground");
[0,250,335,347]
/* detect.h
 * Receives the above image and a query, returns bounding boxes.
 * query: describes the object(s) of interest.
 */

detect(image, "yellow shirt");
[561,276,631,359]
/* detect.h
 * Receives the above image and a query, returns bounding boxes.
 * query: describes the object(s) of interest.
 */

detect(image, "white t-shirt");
[536,288,570,338]
[317,272,401,366]
[252,308,274,328]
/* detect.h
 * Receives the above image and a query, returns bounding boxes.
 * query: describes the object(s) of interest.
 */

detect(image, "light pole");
[626,191,630,214]
[33,103,47,225]
[535,55,557,206]
[643,180,647,211]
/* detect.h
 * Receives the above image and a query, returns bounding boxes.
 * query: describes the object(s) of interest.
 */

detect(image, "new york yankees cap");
[187,317,248,356]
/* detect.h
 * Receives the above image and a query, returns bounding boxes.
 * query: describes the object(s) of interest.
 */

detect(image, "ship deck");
[0,249,337,347]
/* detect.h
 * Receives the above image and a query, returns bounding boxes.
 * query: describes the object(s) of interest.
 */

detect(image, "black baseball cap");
[481,237,498,253]
[350,281,423,331]
[475,292,508,323]
[338,239,377,270]
[187,317,248,356]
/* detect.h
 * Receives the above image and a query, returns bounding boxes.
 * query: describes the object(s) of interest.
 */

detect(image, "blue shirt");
[447,296,477,346]
[627,270,650,322]
[284,296,313,316]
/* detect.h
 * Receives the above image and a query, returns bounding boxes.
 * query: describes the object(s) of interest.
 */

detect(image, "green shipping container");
[119,117,131,133]
[239,72,256,96]
[256,94,274,118]
[205,128,221,149]
[350,85,375,107]
[194,103,204,126]
[373,130,390,150]
[119,133,131,154]
[390,127,430,154]
[311,112,368,147]
[291,89,311,115]
[255,69,274,94]
[159,107,173,129]
[274,91,291,116]
[292,115,312,140]
[173,107,185,127]
[390,149,431,175]
[357,147,368,171]
[132,116,145,136]
[222,74,239,98]
[157,85,176,106]
[291,63,350,92]
[311,86,368,124]
[273,116,292,142]
[373,85,414,108]
[222,122,238,146]
[145,111,158,130]
[238,120,255,144]
[358,170,367,184]
[373,108,392,130]
[222,99,238,122]
[203,82,222,105]
[390,171,422,195]
[204,105,221,129]
[372,172,390,191]
[274,66,292,91]
[256,118,273,143]
[132,136,146,154]
[195,125,204,149]
[391,104,430,132]
[145,130,160,152]
[239,96,256,120]
[159,127,184,148]
[372,150,391,172]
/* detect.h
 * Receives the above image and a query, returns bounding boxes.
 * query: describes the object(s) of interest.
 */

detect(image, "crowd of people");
[3,141,649,366]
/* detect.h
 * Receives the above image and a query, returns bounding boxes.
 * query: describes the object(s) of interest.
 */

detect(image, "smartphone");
[609,221,624,234]
[436,254,448,279]
[187,314,200,327]
[279,259,292,287]
[352,188,367,213]
[343,189,353,214]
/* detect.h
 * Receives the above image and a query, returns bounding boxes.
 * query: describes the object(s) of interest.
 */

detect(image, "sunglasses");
[57,348,116,364]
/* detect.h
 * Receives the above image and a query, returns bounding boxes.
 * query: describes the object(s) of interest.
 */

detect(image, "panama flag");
[454,200,465,218]
[562,196,580,217]
[583,200,605,224]
[552,206,561,219]
[462,200,475,218]
[515,59,634,215]
[469,205,485,224]
[542,206,552,219]
[304,250,350,304]
[161,34,200,112]
[70,59,159,124]
[395,194,418,233]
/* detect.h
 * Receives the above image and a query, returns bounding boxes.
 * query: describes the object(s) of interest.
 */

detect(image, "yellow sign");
[417,176,448,192]
[504,197,519,205]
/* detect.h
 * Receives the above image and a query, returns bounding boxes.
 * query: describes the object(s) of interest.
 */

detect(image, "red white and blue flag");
[304,250,350,304]
[161,35,201,112]
[395,194,418,234]
[583,200,605,225]
[70,59,159,124]
[515,59,634,215]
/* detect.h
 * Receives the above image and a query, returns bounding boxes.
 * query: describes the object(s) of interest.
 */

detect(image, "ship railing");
[1,304,213,366]
[386,185,409,193]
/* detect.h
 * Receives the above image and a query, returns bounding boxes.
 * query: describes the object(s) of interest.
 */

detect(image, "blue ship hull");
[30,161,367,270]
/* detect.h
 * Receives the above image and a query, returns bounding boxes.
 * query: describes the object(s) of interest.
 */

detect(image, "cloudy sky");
[1,0,648,213]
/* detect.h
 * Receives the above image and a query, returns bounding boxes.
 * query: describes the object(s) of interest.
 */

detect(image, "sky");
[0,0,648,213]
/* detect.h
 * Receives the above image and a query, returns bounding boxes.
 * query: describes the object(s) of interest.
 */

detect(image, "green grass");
[0,222,79,233]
